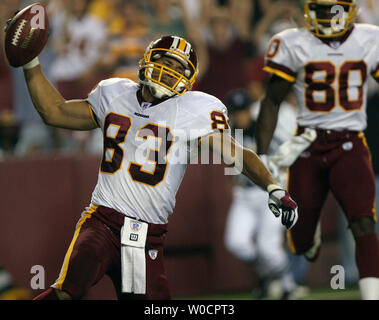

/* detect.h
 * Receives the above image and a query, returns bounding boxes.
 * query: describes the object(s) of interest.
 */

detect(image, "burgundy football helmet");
[304,0,357,38]
[138,35,199,99]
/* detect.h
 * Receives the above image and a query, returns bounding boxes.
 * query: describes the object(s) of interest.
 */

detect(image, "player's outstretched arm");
[204,132,298,229]
[23,63,98,130]
[205,132,276,190]
[256,74,293,154]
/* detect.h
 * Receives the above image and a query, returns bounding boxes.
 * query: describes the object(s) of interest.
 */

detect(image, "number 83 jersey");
[264,24,379,131]
[87,78,229,224]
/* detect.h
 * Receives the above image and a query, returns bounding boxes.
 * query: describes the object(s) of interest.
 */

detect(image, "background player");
[256,0,379,299]
[4,13,298,300]
[224,88,298,299]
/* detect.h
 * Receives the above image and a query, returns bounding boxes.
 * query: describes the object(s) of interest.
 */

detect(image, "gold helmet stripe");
[178,38,187,52]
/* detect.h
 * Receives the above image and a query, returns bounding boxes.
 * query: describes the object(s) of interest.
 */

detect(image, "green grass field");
[179,286,361,300]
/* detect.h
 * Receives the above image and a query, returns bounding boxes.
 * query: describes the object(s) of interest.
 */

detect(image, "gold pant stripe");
[287,229,297,254]
[53,205,98,290]
[358,132,377,222]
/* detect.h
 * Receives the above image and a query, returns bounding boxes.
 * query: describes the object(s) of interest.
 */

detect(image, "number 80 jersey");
[87,78,229,224]
[264,24,379,131]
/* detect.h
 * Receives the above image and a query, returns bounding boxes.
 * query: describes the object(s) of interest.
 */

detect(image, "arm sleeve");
[264,35,299,83]
[86,78,127,128]
[370,42,379,79]
[181,97,230,142]
[176,93,230,157]
[87,81,105,128]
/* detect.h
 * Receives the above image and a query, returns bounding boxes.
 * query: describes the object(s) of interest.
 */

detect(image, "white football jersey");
[87,78,229,224]
[264,24,379,131]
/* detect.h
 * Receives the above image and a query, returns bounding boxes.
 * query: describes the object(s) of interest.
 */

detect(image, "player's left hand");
[4,4,49,68]
[3,10,20,33]
[268,185,298,230]
[4,18,12,33]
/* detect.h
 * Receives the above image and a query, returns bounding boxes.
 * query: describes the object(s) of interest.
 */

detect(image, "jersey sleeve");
[370,39,379,79]
[86,81,103,127]
[177,92,230,142]
[86,78,128,128]
[263,32,299,83]
[175,92,230,159]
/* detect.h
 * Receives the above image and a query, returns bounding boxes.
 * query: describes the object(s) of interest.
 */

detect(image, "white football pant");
[225,186,289,278]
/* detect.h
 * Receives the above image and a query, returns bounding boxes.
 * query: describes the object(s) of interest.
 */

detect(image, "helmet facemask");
[305,1,357,38]
[139,48,197,100]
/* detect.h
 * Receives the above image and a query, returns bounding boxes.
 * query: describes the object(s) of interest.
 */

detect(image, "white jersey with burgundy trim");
[264,24,379,131]
[87,78,229,224]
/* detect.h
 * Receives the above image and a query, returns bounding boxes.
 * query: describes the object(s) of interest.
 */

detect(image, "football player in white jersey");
[256,0,379,299]
[4,30,299,299]
[224,89,298,299]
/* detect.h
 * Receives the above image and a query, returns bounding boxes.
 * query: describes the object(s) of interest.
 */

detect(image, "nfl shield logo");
[330,41,340,49]
[148,249,158,260]
[131,221,141,232]
[141,102,152,110]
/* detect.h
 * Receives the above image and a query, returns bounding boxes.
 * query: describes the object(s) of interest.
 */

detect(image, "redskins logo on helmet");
[138,35,199,99]
[304,0,357,38]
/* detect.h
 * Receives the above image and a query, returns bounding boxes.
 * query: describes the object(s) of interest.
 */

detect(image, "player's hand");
[4,4,49,68]
[267,185,298,230]
[259,154,280,180]
[3,11,19,33]
[4,18,12,33]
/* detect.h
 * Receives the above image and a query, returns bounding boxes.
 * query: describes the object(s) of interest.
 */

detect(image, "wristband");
[23,57,40,70]
[267,184,282,193]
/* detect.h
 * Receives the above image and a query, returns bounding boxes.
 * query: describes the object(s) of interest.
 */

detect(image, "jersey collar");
[318,25,355,48]
[137,86,171,108]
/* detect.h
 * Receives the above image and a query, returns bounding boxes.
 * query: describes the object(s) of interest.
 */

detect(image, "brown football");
[4,2,49,67]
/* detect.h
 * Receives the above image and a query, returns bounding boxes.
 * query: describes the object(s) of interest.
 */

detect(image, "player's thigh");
[224,188,258,249]
[329,135,376,223]
[257,206,285,254]
[287,155,329,253]
[255,186,284,253]
[257,212,288,271]
[52,213,118,299]
[145,241,171,299]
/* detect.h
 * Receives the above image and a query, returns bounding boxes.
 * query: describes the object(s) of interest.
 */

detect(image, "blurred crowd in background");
[0,0,378,161]
[0,0,379,158]
[0,0,314,157]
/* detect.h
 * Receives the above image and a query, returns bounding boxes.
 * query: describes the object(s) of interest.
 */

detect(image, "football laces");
[11,19,27,47]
